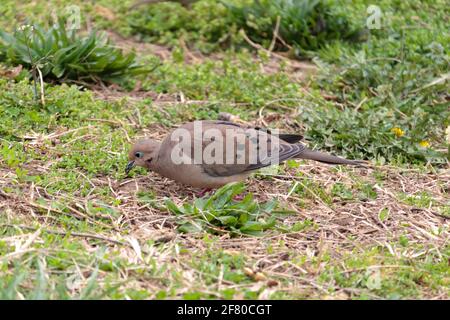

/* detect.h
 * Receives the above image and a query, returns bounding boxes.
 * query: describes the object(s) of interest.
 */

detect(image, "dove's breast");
[155,160,249,188]
[153,139,250,188]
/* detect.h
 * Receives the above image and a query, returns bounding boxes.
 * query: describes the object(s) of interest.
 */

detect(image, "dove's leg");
[196,188,244,200]
[233,194,245,201]
[197,188,213,198]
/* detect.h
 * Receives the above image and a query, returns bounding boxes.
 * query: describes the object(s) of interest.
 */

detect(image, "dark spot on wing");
[214,120,241,127]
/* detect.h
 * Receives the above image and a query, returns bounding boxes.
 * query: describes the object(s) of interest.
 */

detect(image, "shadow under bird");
[126,120,365,189]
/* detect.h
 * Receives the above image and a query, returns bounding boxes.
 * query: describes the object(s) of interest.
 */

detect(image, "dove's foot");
[197,188,213,198]
[233,194,245,201]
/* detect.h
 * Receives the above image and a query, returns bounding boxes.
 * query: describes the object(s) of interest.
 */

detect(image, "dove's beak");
[125,161,135,175]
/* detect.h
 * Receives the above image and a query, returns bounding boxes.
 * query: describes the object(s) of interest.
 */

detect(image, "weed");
[165,183,280,236]
[0,19,147,85]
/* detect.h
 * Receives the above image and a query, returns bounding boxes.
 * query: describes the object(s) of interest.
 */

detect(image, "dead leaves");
[0,65,24,79]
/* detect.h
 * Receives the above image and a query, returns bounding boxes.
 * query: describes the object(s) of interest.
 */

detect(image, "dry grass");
[1,112,449,298]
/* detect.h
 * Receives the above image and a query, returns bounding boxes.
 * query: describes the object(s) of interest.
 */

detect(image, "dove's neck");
[151,143,164,169]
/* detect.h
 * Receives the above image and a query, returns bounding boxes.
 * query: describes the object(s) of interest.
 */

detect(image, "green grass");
[0,0,449,300]
[1,217,448,299]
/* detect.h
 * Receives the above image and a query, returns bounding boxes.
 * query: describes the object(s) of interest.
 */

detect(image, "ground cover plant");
[0,0,448,300]
[0,20,146,85]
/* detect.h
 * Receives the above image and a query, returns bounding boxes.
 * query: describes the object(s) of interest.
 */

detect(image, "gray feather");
[296,148,365,166]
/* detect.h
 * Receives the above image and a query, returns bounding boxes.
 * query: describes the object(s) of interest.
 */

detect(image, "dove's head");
[126,139,161,174]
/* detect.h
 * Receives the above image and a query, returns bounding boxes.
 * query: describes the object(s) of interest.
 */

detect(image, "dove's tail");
[297,148,366,166]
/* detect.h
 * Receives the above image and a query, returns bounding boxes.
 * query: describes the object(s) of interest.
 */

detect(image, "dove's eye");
[135,151,144,158]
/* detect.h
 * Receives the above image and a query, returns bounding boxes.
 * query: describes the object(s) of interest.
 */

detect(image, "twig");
[240,29,293,64]
[1,224,126,246]
[36,66,45,106]
[268,16,281,52]
[24,199,117,231]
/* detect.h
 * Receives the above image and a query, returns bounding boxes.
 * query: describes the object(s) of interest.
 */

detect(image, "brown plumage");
[126,120,365,188]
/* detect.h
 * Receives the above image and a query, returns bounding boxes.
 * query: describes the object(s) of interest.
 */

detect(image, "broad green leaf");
[216,216,238,226]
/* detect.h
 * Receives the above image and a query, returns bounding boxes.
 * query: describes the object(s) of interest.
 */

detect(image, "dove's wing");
[168,121,306,177]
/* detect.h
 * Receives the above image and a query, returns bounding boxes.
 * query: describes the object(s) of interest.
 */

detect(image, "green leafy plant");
[309,1,449,165]
[165,182,279,236]
[128,0,231,53]
[0,20,147,85]
[298,103,448,164]
[225,0,366,55]
[128,0,365,55]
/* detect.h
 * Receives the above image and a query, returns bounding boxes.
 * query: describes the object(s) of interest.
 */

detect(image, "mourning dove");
[126,120,364,189]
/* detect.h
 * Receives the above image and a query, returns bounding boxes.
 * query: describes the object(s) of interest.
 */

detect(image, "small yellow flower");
[419,141,430,148]
[391,127,404,137]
